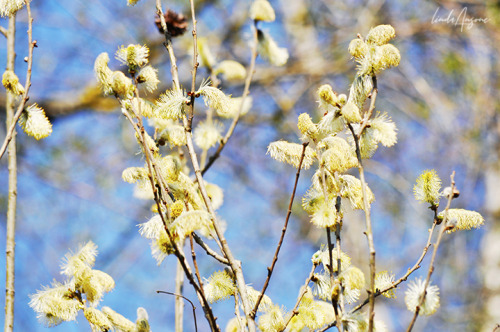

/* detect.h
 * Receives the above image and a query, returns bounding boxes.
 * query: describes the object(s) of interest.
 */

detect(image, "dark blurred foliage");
[1,0,499,331]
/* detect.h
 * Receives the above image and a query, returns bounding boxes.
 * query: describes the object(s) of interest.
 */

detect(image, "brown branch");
[157,291,198,332]
[351,211,438,314]
[191,232,229,265]
[190,234,205,297]
[347,74,378,331]
[280,263,319,331]
[201,22,259,175]
[406,172,456,332]
[0,3,36,160]
[121,106,220,332]
[251,142,309,317]
[187,0,199,131]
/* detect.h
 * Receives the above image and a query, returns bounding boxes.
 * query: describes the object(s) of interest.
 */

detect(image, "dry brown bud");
[155,10,188,37]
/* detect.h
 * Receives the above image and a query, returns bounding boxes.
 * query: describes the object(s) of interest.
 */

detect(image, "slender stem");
[334,199,345,330]
[0,3,36,160]
[175,259,185,332]
[122,108,219,331]
[406,172,456,332]
[280,263,318,331]
[192,232,229,265]
[347,74,378,332]
[252,142,309,317]
[189,235,205,296]
[182,113,255,331]
[4,14,17,332]
[351,218,438,314]
[157,291,198,332]
[155,1,180,90]
[202,23,259,175]
[0,25,7,37]
[187,0,199,131]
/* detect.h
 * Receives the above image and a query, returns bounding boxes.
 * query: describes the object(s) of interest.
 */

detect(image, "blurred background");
[0,0,499,331]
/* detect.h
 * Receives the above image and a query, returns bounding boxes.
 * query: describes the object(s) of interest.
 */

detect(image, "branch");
[251,142,309,317]
[0,3,36,160]
[0,25,7,38]
[121,106,219,332]
[406,172,456,332]
[281,263,318,331]
[202,23,259,175]
[351,211,438,314]
[192,232,230,265]
[187,0,199,131]
[4,13,18,332]
[157,291,198,332]
[175,259,185,332]
[347,74,378,332]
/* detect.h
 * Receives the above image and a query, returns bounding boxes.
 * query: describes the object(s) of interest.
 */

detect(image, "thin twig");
[187,0,199,131]
[157,291,198,332]
[202,22,259,175]
[406,172,456,332]
[190,234,205,296]
[280,263,318,331]
[347,74,378,332]
[175,259,185,332]
[351,213,438,314]
[122,107,219,332]
[251,142,309,317]
[0,25,7,38]
[0,3,36,160]
[192,232,230,265]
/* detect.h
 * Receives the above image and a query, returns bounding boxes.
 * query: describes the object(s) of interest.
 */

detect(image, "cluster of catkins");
[29,241,151,331]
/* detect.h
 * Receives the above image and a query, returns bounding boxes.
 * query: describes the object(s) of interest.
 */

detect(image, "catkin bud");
[2,70,25,95]
[365,24,396,46]
[317,84,338,106]
[257,30,289,67]
[213,60,247,81]
[348,38,368,59]
[250,0,275,22]
[111,71,135,97]
[297,113,318,139]
[0,0,26,17]
[18,104,53,140]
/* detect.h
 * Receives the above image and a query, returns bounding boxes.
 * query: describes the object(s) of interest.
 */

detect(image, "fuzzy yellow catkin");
[257,30,289,67]
[375,271,396,298]
[111,71,134,97]
[203,270,236,303]
[366,24,396,46]
[2,70,25,95]
[405,278,440,316]
[84,307,113,331]
[102,306,136,331]
[94,53,114,95]
[213,60,247,81]
[440,208,484,232]
[250,0,275,22]
[0,0,26,17]
[197,82,233,116]
[317,84,338,106]
[137,66,160,93]
[413,169,442,206]
[297,113,318,139]
[116,44,149,71]
[348,39,369,59]
[156,89,187,119]
[267,140,316,169]
[18,104,53,140]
